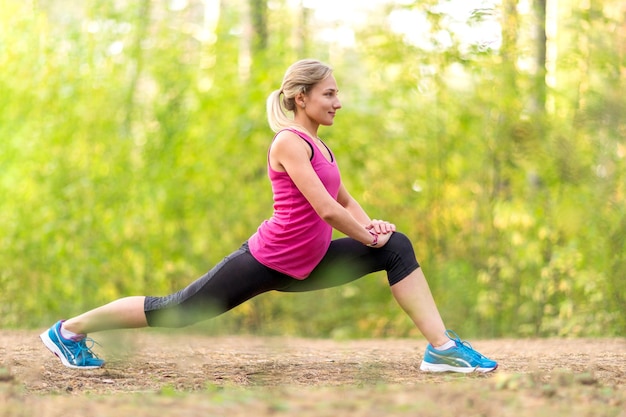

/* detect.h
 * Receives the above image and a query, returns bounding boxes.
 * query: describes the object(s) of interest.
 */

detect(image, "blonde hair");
[266,59,334,132]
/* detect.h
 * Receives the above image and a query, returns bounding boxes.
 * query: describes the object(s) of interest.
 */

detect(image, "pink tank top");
[248,129,341,279]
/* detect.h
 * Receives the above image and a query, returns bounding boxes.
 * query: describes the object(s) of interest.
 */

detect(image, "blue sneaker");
[40,321,105,369]
[420,330,497,373]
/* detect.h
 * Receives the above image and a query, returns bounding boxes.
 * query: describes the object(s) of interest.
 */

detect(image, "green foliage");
[0,0,624,337]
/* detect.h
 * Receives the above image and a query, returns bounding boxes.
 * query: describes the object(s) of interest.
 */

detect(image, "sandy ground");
[1,330,625,416]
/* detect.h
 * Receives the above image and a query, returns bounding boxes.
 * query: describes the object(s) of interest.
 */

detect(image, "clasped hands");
[365,219,396,247]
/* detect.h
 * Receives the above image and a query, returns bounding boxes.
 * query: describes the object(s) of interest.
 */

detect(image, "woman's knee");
[386,231,414,254]
[384,232,420,286]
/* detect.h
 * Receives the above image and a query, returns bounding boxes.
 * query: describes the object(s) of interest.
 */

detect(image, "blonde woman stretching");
[41,59,497,374]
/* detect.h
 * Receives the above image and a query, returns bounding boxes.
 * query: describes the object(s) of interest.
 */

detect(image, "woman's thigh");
[144,246,293,327]
[279,233,419,293]
[278,238,383,292]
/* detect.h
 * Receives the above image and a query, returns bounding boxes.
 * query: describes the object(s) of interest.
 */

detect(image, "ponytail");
[266,89,294,133]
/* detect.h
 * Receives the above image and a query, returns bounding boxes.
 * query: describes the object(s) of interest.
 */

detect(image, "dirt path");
[1,330,625,416]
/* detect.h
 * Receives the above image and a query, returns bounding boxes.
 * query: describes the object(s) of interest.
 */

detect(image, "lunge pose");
[41,59,497,373]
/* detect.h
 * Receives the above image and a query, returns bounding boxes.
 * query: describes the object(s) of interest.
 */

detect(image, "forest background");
[1,0,624,339]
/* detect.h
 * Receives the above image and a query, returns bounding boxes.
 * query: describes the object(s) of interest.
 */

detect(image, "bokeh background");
[1,0,624,338]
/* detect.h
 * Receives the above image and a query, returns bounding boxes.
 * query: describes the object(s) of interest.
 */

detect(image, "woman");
[40,59,497,374]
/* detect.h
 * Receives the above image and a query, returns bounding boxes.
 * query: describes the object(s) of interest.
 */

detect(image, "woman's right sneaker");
[40,320,105,369]
[420,330,497,373]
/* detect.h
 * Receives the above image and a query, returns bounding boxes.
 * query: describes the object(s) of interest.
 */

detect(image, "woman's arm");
[270,131,393,245]
[336,183,370,225]
[337,183,395,237]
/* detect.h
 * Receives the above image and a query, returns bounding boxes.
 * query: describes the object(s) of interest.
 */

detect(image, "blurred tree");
[250,0,268,51]
[533,0,547,115]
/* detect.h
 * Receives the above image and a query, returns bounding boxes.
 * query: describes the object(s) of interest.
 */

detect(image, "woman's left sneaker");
[40,320,105,369]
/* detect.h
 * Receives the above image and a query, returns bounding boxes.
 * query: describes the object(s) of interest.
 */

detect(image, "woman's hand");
[366,219,396,234]
[366,219,396,247]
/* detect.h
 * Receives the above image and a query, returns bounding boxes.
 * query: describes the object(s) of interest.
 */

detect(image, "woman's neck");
[293,118,319,139]
[290,125,319,141]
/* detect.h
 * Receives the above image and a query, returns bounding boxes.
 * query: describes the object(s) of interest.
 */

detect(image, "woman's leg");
[282,233,497,373]
[41,244,293,368]
[389,268,448,347]
[281,233,447,346]
[142,245,292,328]
[61,245,290,334]
[62,296,148,335]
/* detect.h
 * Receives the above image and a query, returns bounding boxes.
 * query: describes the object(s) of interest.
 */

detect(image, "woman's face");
[300,75,342,127]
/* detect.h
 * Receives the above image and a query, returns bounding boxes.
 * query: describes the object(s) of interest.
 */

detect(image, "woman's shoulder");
[271,129,311,155]
[274,128,311,141]
[269,129,314,171]
[272,129,315,149]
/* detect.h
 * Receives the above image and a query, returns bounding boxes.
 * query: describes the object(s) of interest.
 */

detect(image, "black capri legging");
[144,232,420,327]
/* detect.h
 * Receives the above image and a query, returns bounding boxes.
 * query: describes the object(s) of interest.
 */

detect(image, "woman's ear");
[295,92,306,109]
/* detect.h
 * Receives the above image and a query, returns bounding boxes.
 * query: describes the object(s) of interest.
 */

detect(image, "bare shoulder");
[271,130,310,156]
[269,130,311,171]
[273,129,302,146]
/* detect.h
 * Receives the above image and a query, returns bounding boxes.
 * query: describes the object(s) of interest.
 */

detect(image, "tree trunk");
[533,0,547,114]
[122,0,151,138]
[249,0,267,51]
